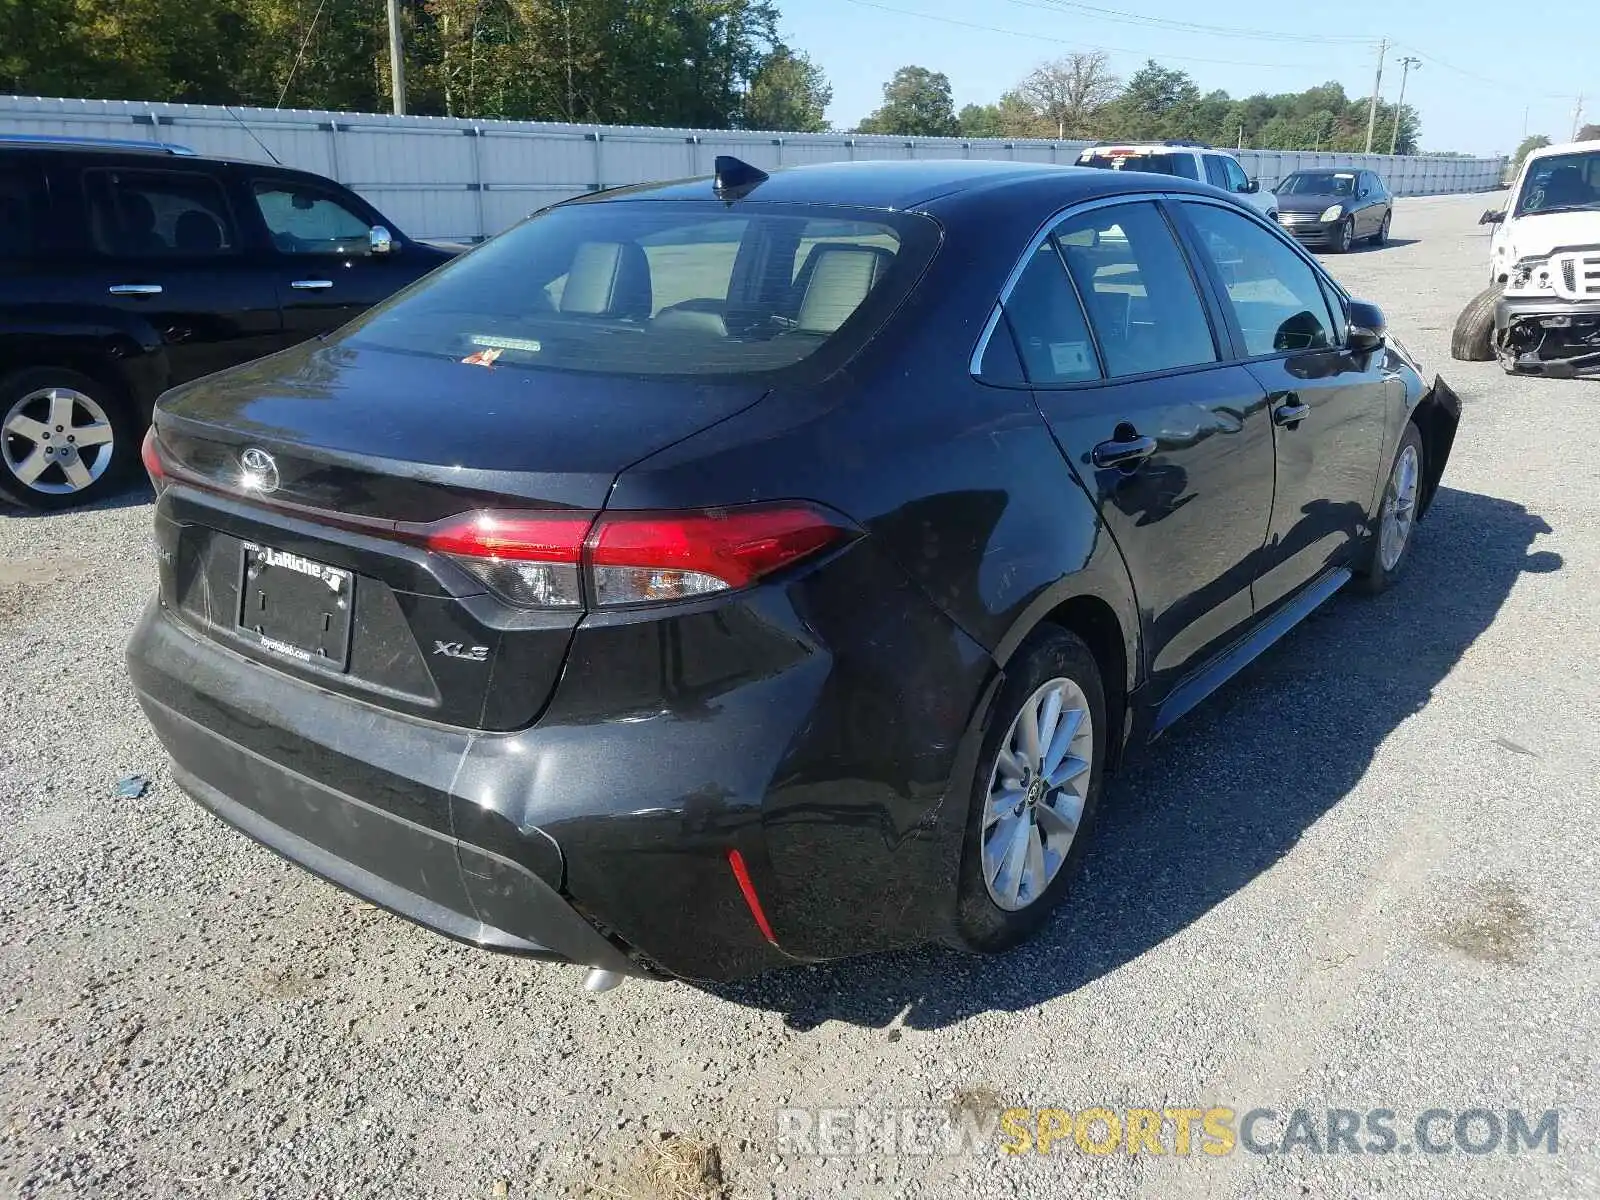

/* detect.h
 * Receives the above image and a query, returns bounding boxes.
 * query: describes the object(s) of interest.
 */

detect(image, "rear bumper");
[1495,296,1600,378]
[131,613,647,977]
[127,526,995,981]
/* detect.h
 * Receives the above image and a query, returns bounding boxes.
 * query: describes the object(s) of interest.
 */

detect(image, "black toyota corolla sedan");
[1273,168,1394,251]
[128,157,1459,988]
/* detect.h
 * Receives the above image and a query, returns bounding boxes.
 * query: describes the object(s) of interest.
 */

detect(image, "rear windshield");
[1278,172,1356,196]
[344,201,936,377]
[1076,151,1199,180]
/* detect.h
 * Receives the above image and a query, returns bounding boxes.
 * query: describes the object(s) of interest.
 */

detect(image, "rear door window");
[85,169,238,258]
[346,201,935,378]
[1182,202,1337,357]
[1053,202,1219,378]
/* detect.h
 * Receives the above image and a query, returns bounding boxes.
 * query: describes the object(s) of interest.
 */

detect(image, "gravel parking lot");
[1,191,1595,1199]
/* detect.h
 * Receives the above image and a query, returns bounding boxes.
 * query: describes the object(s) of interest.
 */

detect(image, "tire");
[952,627,1108,953]
[1450,285,1499,362]
[0,367,140,511]
[1355,421,1425,595]
[1331,217,1356,253]
[1370,209,1392,246]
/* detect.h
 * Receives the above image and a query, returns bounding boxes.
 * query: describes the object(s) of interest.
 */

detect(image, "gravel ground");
[1,192,1596,1200]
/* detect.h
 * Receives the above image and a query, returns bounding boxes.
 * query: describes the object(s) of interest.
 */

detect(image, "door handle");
[108,283,162,296]
[1272,395,1311,427]
[1091,433,1157,470]
[290,279,334,290]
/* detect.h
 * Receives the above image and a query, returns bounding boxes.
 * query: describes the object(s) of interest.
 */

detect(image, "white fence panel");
[0,96,1507,242]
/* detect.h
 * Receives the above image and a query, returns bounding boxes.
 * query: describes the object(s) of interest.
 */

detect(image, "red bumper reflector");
[727,848,778,946]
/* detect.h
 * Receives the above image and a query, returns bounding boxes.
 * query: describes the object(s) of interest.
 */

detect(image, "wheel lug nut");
[54,425,63,432]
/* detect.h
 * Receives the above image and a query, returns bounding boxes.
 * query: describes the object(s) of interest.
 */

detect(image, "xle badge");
[434,641,489,662]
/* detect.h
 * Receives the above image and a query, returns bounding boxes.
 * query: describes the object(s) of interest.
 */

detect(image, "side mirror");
[1347,299,1386,351]
[1244,179,1260,194]
[369,225,394,255]
[1479,209,1505,226]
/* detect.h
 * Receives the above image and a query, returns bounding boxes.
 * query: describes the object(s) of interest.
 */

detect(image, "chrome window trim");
[968,189,1177,379]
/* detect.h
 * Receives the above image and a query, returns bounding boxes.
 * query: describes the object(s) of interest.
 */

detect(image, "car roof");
[1527,139,1600,162]
[567,158,1221,213]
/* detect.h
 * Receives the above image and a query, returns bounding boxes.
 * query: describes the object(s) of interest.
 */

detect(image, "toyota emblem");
[239,447,280,494]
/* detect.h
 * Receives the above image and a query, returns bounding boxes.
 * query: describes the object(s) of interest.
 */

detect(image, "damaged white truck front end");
[1468,141,1600,378]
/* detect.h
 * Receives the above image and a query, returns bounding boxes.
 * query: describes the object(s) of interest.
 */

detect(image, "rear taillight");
[141,427,168,493]
[403,502,856,610]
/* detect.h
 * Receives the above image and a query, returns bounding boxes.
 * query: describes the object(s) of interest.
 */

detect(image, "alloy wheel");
[980,677,1094,912]
[1,388,116,496]
[1338,219,1354,252]
[1380,443,1420,571]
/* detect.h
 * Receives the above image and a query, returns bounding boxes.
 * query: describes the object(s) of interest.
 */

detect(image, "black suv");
[0,136,455,509]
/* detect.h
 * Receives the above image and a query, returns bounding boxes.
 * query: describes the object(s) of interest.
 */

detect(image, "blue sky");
[778,0,1591,156]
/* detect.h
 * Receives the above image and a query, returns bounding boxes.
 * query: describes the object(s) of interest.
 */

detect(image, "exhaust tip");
[583,968,627,993]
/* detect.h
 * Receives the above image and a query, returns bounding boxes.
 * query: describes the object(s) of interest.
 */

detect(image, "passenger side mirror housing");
[1479,209,1506,226]
[1245,179,1260,194]
[1347,299,1386,351]
[369,225,394,255]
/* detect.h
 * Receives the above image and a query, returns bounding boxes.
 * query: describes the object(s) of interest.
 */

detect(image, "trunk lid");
[153,341,768,730]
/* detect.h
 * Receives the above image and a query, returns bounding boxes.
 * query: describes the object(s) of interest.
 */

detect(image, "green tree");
[742,46,831,131]
[1102,59,1200,139]
[858,65,958,137]
[958,103,1004,139]
[1513,135,1552,167]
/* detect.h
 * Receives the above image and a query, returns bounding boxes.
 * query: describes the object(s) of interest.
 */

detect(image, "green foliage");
[957,103,1003,139]
[0,0,809,130]
[1513,135,1552,167]
[743,46,831,132]
[857,65,958,137]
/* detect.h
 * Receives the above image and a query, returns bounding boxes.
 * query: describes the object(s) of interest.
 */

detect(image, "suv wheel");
[953,628,1107,952]
[0,368,138,510]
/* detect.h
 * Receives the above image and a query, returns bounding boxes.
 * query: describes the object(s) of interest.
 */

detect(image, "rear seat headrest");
[560,241,653,318]
[796,246,890,334]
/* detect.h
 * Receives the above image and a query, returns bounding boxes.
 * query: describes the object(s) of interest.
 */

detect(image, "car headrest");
[174,209,224,253]
[795,246,889,334]
[560,241,653,318]
[653,300,728,338]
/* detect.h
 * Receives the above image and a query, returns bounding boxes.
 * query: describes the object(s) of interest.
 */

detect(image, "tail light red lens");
[404,502,856,610]
[140,427,168,493]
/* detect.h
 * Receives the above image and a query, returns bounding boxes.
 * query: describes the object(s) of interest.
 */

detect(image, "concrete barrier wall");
[0,96,1508,243]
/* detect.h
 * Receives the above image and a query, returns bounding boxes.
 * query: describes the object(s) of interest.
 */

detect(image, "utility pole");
[1364,38,1388,154]
[1390,56,1421,155]
[386,0,407,116]
[1574,95,1587,141]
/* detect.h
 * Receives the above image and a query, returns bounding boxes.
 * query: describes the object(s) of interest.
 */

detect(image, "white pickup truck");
[1452,139,1600,378]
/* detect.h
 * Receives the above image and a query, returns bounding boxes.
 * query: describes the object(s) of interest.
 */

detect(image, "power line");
[1391,43,1569,102]
[1005,0,1373,46]
[836,0,1364,71]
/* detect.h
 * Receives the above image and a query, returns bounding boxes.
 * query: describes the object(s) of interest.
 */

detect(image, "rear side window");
[1054,202,1218,378]
[85,169,237,258]
[1078,151,1199,181]
[0,165,49,261]
[1183,203,1337,356]
[347,202,933,378]
[254,183,373,255]
[999,241,1100,384]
